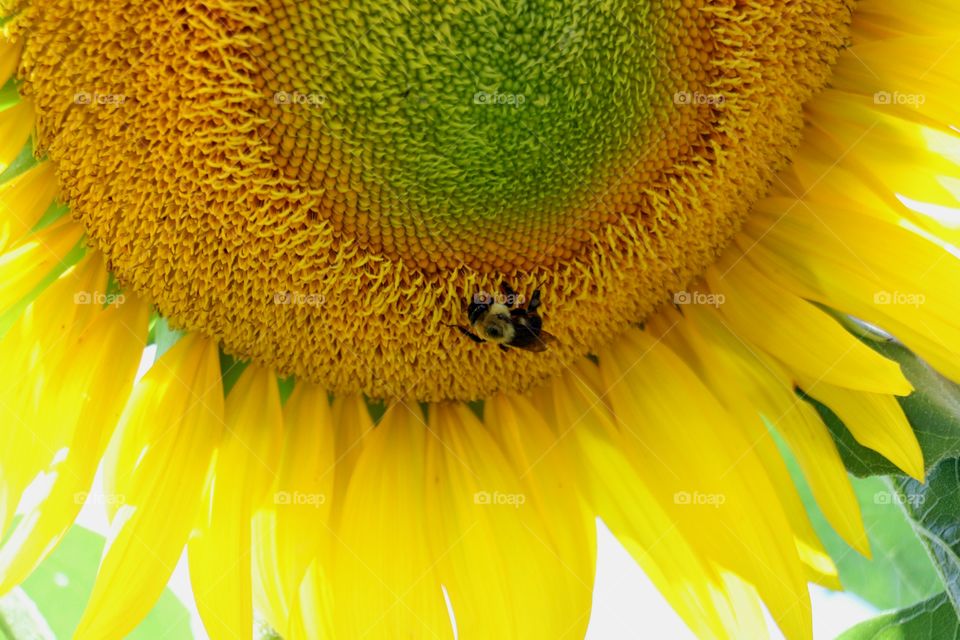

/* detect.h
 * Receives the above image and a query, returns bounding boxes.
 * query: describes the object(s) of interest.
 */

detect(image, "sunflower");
[0,0,958,637]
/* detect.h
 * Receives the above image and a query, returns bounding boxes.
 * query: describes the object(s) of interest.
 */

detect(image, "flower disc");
[9,0,852,400]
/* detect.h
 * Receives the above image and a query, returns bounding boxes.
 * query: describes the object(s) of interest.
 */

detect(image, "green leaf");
[891,458,960,614]
[19,524,193,639]
[0,80,19,111]
[151,315,183,358]
[0,138,38,182]
[277,375,296,404]
[834,477,944,608]
[837,592,960,640]
[219,350,249,395]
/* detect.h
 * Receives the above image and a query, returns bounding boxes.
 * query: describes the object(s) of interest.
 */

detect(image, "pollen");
[5,0,853,401]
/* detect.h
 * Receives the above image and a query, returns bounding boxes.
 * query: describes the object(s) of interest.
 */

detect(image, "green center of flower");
[254,0,705,271]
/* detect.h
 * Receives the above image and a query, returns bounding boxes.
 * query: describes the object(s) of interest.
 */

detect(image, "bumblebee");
[451,282,555,352]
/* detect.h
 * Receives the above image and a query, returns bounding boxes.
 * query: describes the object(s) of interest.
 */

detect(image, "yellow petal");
[426,402,596,640]
[0,162,58,250]
[598,329,812,640]
[674,305,868,558]
[707,253,912,395]
[253,382,334,637]
[485,392,596,604]
[742,206,960,383]
[718,575,771,640]
[190,364,282,640]
[0,99,33,175]
[799,378,924,481]
[332,404,453,639]
[852,0,960,39]
[807,94,959,188]
[786,151,960,254]
[289,557,335,640]
[75,334,224,640]
[0,255,106,534]
[0,217,83,314]
[836,38,959,105]
[0,293,149,592]
[550,364,761,640]
[329,393,373,520]
[0,36,22,86]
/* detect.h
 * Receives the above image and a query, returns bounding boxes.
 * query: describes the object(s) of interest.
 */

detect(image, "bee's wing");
[536,330,557,348]
[510,330,556,352]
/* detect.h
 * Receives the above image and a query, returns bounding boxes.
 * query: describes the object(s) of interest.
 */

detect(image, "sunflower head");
[6,0,852,400]
[2,1,960,639]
